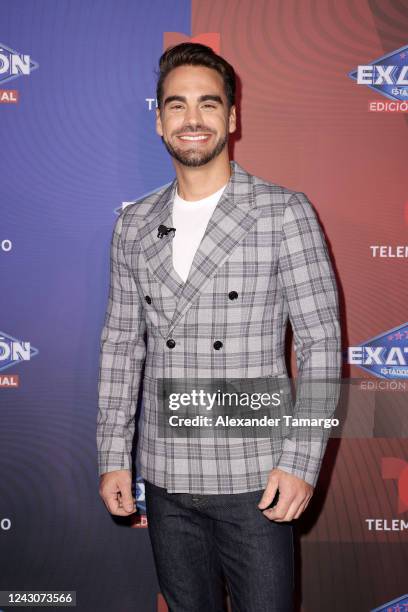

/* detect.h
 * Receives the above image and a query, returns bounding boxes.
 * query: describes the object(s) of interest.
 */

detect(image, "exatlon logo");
[0,330,38,385]
[348,44,408,112]
[0,42,39,104]
[131,475,148,528]
[134,475,146,513]
[371,593,408,612]
[347,322,408,379]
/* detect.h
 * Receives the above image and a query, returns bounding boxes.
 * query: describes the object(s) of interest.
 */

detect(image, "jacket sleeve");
[96,209,147,475]
[276,192,342,487]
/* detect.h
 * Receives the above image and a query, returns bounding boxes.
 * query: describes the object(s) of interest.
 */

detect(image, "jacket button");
[166,338,176,349]
[213,340,223,350]
[228,290,238,300]
[145,295,152,304]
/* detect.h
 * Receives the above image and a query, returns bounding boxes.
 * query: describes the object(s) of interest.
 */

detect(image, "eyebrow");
[163,94,224,108]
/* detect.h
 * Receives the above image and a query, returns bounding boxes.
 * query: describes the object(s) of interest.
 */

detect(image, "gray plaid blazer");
[97,160,342,493]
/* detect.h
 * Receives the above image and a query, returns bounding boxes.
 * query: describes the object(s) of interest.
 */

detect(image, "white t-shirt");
[172,182,228,283]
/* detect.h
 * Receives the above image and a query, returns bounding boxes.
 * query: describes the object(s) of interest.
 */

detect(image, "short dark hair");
[156,42,236,110]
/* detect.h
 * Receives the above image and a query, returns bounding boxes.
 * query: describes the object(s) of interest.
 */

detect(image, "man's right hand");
[99,469,136,516]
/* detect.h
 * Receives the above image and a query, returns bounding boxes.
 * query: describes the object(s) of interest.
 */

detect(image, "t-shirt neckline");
[175,181,228,205]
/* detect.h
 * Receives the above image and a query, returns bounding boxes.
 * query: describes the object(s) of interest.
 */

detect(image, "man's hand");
[99,469,136,516]
[257,468,313,522]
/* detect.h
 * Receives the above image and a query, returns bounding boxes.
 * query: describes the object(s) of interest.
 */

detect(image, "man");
[97,42,342,611]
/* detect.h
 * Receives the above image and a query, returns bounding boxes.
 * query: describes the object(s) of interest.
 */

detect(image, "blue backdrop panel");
[0,2,190,611]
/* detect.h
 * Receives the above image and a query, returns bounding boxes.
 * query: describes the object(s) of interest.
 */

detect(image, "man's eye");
[171,105,183,109]
[202,104,216,108]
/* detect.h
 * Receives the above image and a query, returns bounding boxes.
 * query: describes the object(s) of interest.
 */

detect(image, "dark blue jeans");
[144,480,294,612]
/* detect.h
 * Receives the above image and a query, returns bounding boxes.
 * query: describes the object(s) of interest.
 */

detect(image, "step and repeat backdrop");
[0,1,407,611]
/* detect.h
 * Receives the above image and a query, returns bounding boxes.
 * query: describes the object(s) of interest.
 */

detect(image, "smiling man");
[158,78,231,167]
[97,42,342,611]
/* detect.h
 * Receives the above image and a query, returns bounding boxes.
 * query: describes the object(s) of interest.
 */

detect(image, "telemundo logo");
[0,518,11,530]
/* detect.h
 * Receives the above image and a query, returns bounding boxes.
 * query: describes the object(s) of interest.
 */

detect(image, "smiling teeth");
[179,135,209,140]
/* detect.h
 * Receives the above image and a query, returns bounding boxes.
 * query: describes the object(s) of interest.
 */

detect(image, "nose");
[183,105,203,128]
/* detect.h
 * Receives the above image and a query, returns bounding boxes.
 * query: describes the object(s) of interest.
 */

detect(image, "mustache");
[175,126,215,135]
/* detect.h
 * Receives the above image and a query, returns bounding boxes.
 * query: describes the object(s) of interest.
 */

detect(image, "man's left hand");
[257,468,314,522]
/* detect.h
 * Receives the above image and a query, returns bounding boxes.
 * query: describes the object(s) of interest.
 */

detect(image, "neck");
[174,153,231,201]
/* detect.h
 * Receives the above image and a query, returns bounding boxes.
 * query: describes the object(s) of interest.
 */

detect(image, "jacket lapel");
[137,178,185,296]
[168,162,261,333]
[138,160,262,336]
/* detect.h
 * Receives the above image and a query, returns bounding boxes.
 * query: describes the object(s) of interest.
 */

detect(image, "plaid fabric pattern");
[97,160,342,493]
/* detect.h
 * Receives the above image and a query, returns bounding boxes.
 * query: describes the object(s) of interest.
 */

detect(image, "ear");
[228,105,237,134]
[156,108,163,137]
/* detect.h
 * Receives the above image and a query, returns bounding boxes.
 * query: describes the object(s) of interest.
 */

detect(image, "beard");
[161,129,228,167]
